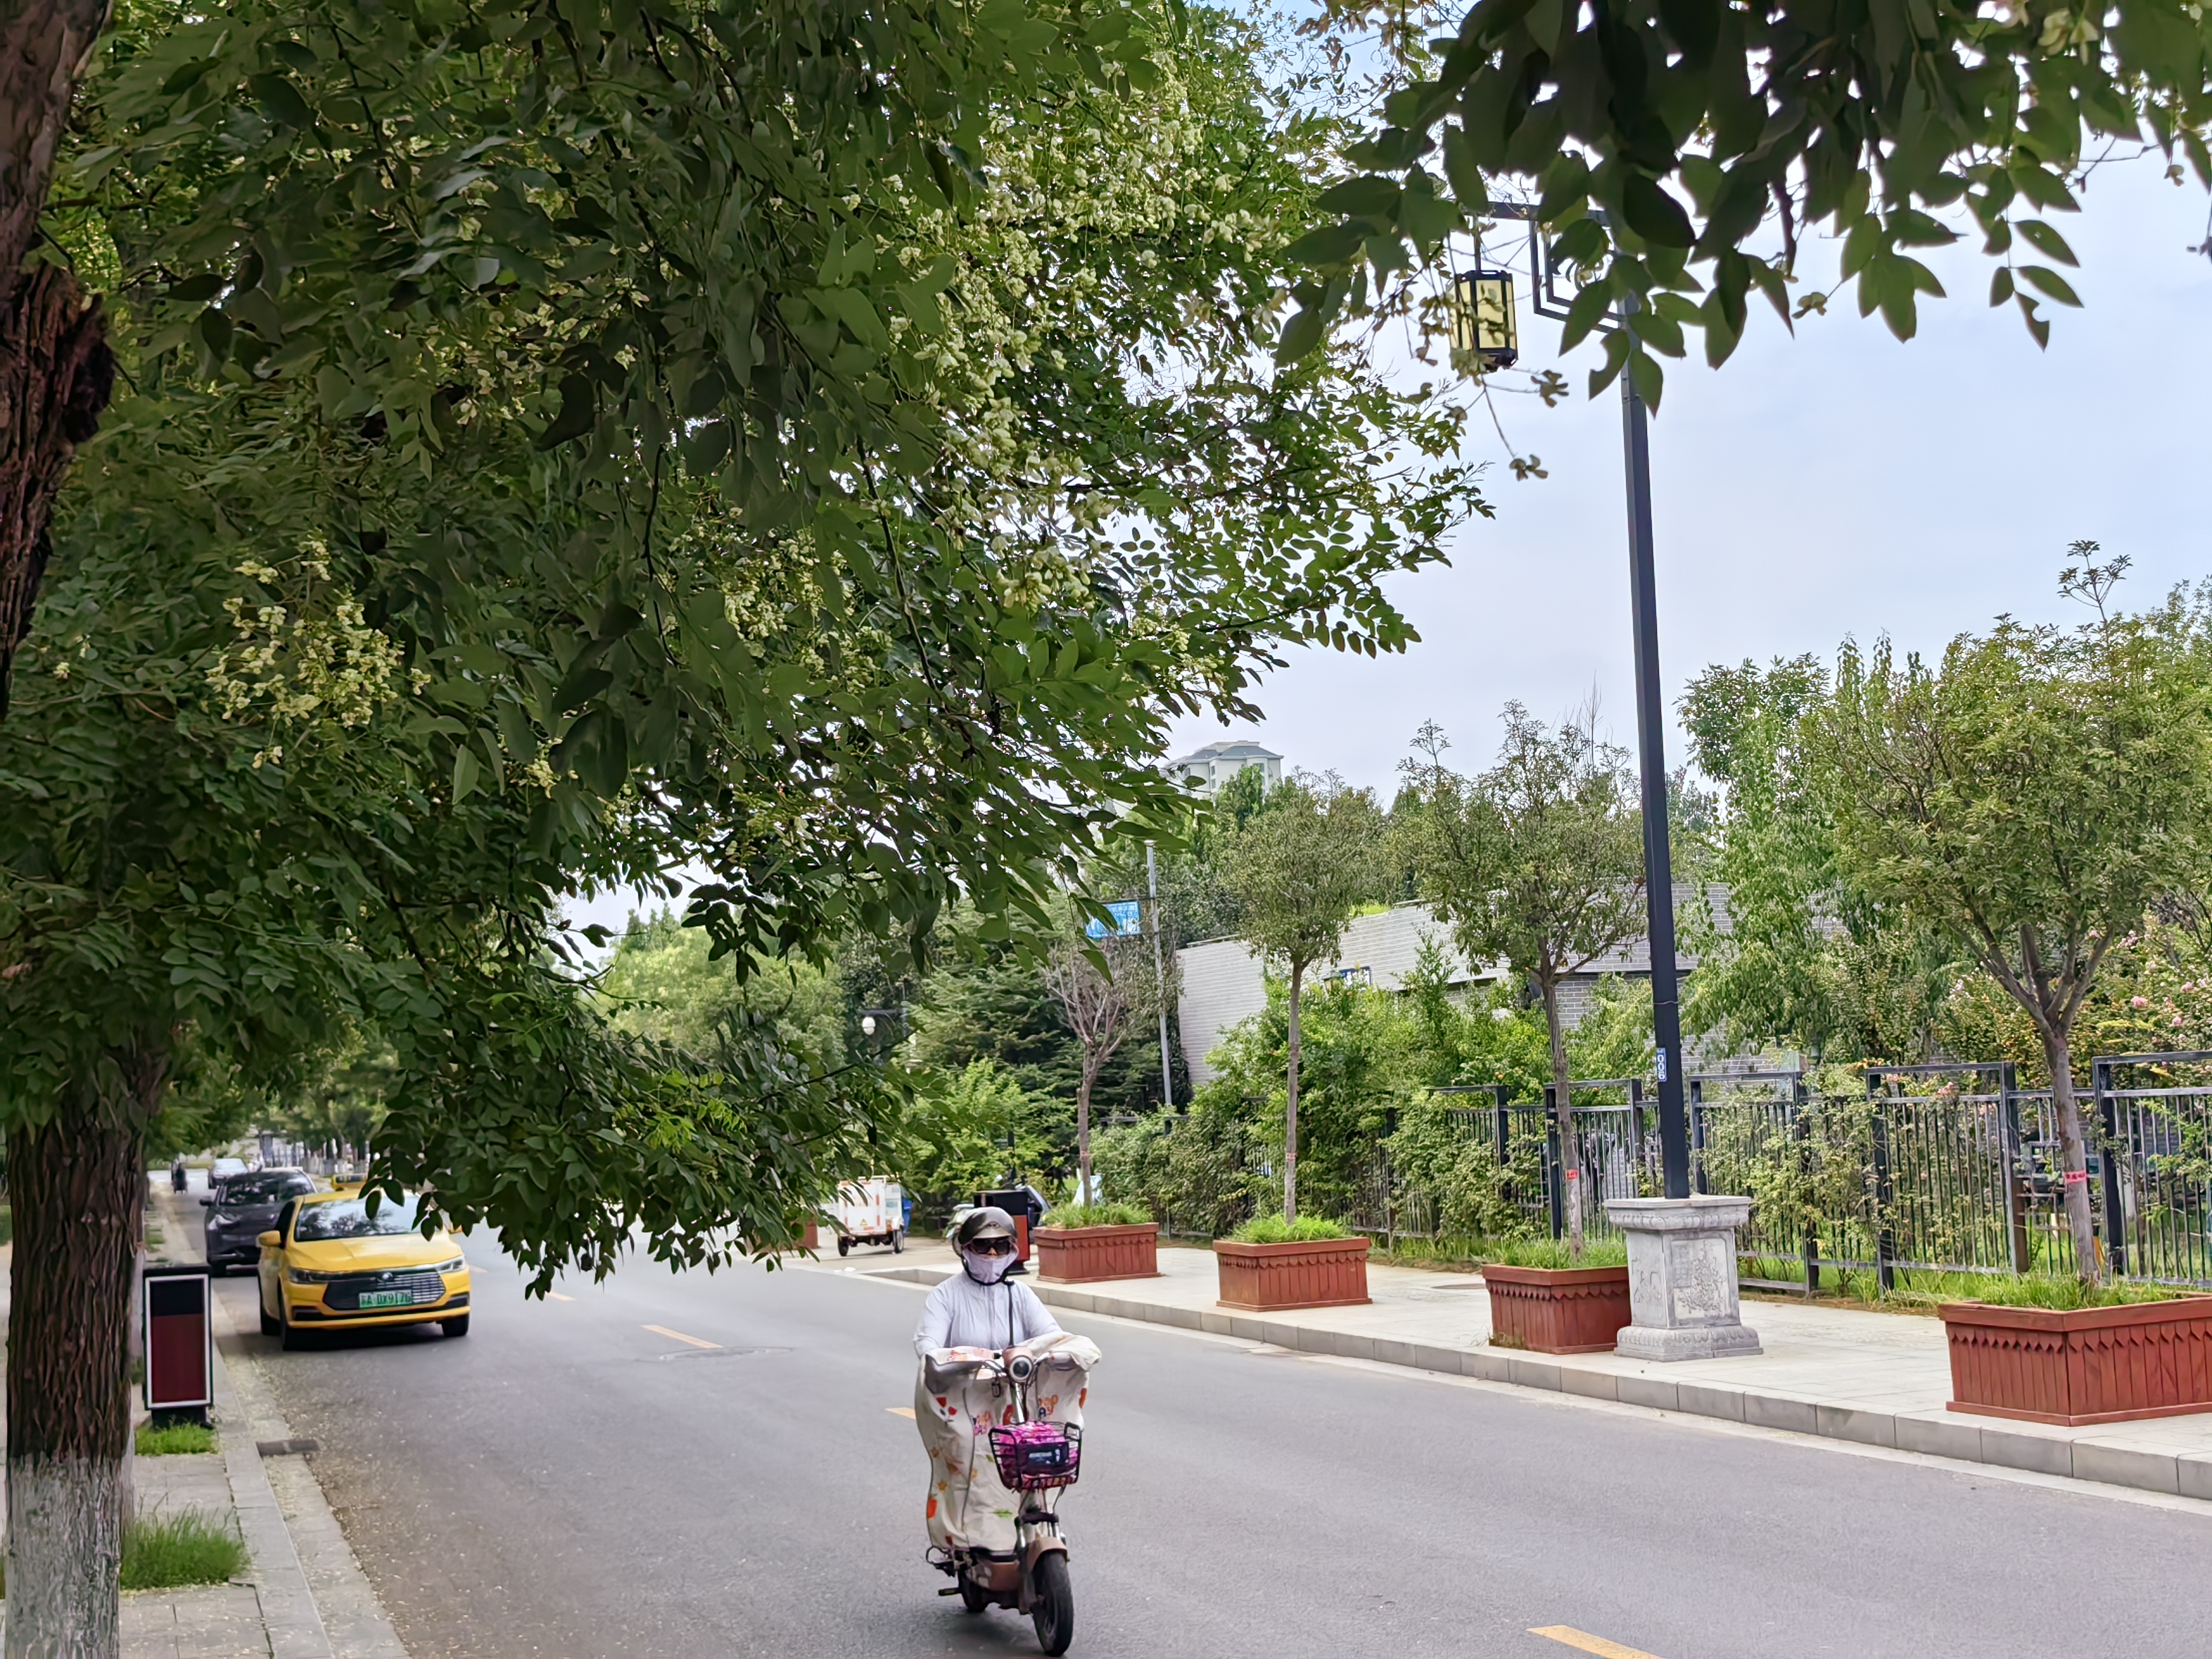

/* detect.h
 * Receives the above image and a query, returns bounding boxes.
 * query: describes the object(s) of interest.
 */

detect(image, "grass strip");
[136,1421,216,1456]
[119,1509,249,1591]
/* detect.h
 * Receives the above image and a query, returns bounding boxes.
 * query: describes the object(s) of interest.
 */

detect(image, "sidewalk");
[106,1185,411,1659]
[865,1240,2212,1501]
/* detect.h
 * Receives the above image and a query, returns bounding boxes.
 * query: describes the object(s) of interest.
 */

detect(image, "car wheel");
[442,1315,471,1338]
[893,1229,905,1255]
[279,1306,306,1351]
[259,1296,279,1336]
[837,1236,851,1257]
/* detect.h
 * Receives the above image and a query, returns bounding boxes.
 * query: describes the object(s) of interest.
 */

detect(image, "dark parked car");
[204,1169,318,1273]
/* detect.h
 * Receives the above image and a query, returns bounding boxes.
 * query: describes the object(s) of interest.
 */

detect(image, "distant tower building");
[1165,739,1283,797]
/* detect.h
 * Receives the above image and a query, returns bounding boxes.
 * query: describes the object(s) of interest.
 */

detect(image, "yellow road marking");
[643,1323,720,1350]
[887,1406,916,1419]
[1529,1628,1667,1659]
[547,1292,574,1302]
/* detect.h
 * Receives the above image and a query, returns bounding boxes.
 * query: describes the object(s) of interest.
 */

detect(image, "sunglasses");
[966,1236,1015,1255]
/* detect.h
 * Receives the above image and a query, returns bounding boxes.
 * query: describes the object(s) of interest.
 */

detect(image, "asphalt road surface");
[203,1225,2212,1659]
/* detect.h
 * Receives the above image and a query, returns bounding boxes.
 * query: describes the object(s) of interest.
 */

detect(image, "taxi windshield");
[293,1195,424,1241]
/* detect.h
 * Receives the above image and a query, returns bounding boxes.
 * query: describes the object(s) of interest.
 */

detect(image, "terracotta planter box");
[1213,1237,1371,1311]
[1482,1264,1633,1354]
[1034,1222,1161,1284]
[1941,1295,2212,1425]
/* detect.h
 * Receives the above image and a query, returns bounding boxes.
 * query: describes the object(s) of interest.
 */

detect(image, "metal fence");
[1346,1053,2212,1290]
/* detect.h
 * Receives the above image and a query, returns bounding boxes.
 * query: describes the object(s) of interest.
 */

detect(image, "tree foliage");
[1680,653,1955,1063]
[1814,595,2212,1277]
[1285,0,2212,405]
[1218,771,1387,1219]
[1397,706,1643,1255]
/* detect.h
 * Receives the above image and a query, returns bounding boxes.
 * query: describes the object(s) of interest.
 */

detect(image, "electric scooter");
[930,1347,1083,1655]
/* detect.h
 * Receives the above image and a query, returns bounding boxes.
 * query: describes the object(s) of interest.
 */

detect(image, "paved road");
[204,1223,2212,1659]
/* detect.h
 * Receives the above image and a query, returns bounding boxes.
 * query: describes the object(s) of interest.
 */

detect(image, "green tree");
[1219,773,1386,1221]
[1043,917,1166,1201]
[1815,591,2212,1280]
[1288,0,2212,407]
[1399,709,1645,1258]
[3,1,1491,1641]
[601,910,849,1067]
[1680,655,1955,1065]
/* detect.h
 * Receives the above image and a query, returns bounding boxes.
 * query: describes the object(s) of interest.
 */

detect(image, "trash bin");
[979,1186,1046,1272]
[142,1264,212,1425]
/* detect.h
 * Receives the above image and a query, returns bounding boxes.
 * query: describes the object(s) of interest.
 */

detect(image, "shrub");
[119,1509,248,1591]
[1047,1201,1151,1228]
[1230,1212,1353,1243]
[134,1421,215,1456]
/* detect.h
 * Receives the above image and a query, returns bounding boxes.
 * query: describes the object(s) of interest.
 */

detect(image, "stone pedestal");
[1605,1196,1762,1361]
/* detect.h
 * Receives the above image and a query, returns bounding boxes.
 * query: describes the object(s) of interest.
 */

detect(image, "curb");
[210,1330,333,1659]
[871,1264,2212,1501]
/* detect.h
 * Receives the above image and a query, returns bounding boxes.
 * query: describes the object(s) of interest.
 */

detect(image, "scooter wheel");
[1029,1553,1074,1655]
[959,1574,992,1615]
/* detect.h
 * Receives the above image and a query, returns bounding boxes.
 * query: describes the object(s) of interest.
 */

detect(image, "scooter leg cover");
[913,1336,1099,1554]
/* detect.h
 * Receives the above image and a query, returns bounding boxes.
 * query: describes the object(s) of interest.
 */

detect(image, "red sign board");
[143,1266,212,1412]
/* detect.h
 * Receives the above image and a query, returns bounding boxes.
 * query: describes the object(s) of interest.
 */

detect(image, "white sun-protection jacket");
[913,1270,1062,1358]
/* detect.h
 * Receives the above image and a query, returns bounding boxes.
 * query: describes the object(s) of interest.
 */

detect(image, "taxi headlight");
[434,1257,466,1277]
[285,1264,345,1284]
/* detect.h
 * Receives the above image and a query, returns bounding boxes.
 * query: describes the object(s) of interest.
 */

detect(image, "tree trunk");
[1075,1055,1097,1204]
[1542,977,1583,1260]
[1283,960,1303,1224]
[2044,1023,2102,1284]
[5,1106,149,1659]
[0,0,118,711]
[0,266,114,716]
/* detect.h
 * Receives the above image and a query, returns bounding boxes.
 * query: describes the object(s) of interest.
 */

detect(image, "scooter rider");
[914,1206,1062,1358]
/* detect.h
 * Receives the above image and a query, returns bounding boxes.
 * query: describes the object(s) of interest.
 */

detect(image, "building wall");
[1175,888,1730,1088]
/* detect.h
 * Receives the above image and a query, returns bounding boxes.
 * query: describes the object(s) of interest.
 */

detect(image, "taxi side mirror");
[257,1231,281,1249]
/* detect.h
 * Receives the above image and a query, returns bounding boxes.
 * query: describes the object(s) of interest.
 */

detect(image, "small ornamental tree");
[1220,773,1386,1223]
[1043,918,1164,1202]
[1816,584,2212,1280]
[1400,711,1645,1259]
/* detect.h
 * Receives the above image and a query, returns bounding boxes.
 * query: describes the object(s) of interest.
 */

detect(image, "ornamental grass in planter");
[1941,1281,2212,1425]
[1214,1215,1371,1312]
[1035,1203,1162,1284]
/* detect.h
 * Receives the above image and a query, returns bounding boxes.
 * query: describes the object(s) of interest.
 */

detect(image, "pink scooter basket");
[988,1421,1083,1491]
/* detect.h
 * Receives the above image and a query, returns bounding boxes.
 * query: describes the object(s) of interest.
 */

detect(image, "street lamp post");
[1448,215,1758,1358]
[1454,213,1689,1199]
[1615,314,1692,1203]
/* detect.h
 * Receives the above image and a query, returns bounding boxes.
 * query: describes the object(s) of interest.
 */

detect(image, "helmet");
[953,1206,1016,1248]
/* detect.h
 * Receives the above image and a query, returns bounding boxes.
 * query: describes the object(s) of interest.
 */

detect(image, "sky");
[1159,156,2212,794]
[571,158,2212,941]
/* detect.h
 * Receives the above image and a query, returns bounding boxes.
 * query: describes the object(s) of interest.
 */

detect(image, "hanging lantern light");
[1448,268,1519,373]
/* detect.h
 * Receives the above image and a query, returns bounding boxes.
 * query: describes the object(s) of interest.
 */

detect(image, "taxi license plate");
[357,1290,416,1310]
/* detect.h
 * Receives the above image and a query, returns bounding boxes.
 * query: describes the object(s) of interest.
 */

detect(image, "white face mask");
[962,1245,1014,1285]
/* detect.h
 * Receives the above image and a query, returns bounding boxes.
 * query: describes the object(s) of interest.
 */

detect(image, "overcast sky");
[1161,156,2212,794]
[571,159,2211,941]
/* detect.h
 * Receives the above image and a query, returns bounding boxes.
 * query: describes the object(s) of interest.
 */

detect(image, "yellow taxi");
[256,1188,471,1348]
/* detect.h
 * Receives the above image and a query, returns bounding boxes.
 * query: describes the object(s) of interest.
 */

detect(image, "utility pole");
[1147,841,1175,1112]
